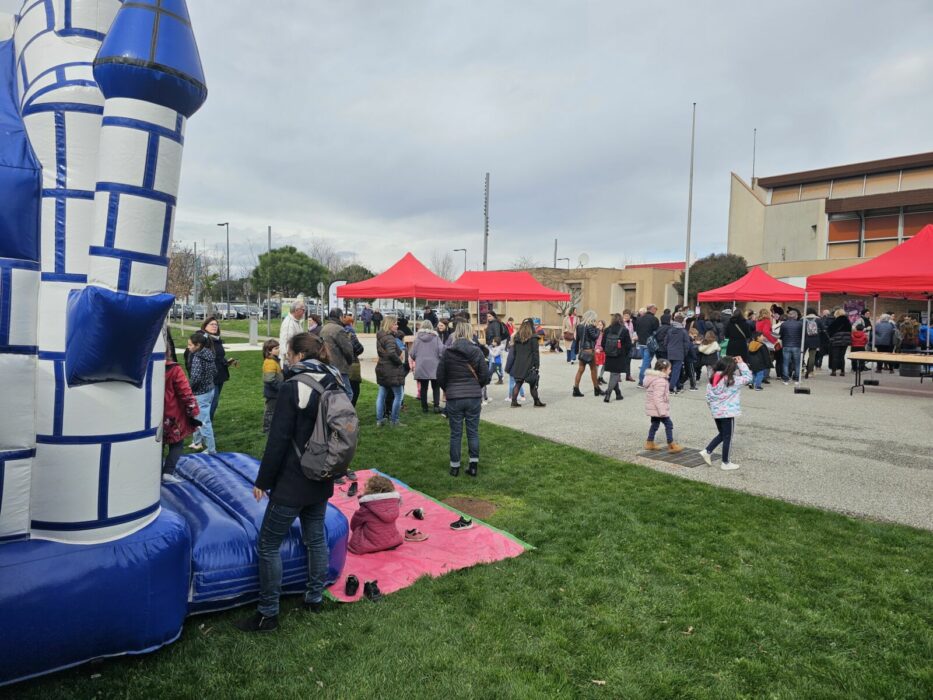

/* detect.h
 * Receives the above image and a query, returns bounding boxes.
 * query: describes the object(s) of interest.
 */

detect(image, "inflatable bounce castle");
[0,1,347,685]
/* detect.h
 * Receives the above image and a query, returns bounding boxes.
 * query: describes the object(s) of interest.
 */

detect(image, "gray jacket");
[319,319,355,374]
[410,330,444,380]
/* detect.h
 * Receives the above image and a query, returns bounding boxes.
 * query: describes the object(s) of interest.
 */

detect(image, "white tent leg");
[796,292,807,389]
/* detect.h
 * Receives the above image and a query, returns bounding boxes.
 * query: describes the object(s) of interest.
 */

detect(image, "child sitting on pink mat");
[348,475,403,554]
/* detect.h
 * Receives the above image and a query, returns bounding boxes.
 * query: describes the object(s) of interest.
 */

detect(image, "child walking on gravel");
[643,359,683,453]
[700,356,752,471]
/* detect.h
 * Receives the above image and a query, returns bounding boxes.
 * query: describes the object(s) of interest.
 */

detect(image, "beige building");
[482,263,684,326]
[727,151,933,316]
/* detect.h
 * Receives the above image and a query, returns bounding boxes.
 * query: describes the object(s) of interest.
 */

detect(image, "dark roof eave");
[824,188,933,214]
[759,152,933,188]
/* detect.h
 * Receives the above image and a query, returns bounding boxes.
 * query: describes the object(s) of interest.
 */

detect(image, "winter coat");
[828,316,852,347]
[348,492,403,554]
[706,362,752,419]
[725,318,750,361]
[779,318,804,349]
[345,324,364,382]
[602,322,632,373]
[634,312,659,345]
[207,334,231,385]
[698,341,720,367]
[410,330,445,380]
[747,340,772,373]
[756,319,778,347]
[561,314,578,339]
[262,356,283,400]
[319,319,355,374]
[187,346,216,395]
[371,311,384,327]
[653,323,671,358]
[643,369,671,418]
[163,361,199,444]
[437,338,490,399]
[485,318,510,344]
[802,314,823,351]
[255,360,342,507]
[507,335,540,381]
[664,324,691,362]
[851,329,868,350]
[874,321,896,346]
[279,313,304,368]
[575,323,600,353]
[375,330,406,387]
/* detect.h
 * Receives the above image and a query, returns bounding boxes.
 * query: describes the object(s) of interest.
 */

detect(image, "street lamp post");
[453,248,467,274]
[217,222,229,315]
[557,257,570,271]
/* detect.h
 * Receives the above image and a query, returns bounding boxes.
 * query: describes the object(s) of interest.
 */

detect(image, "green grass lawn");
[8,348,933,699]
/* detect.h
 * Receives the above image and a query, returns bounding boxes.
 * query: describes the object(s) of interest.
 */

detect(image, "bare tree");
[531,267,582,316]
[510,255,538,270]
[166,243,196,301]
[429,249,456,281]
[308,237,354,276]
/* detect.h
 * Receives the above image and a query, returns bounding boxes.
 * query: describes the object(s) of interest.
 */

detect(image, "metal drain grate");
[638,448,708,468]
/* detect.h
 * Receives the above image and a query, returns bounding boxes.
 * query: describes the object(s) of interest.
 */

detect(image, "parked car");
[212,302,235,320]
[233,304,249,319]
[262,300,281,317]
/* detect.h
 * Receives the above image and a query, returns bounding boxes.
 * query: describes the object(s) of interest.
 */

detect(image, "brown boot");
[668,442,684,453]
[645,440,659,451]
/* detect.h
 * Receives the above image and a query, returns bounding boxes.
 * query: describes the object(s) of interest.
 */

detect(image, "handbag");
[525,366,540,386]
[595,349,606,366]
[579,348,594,363]
[562,330,574,341]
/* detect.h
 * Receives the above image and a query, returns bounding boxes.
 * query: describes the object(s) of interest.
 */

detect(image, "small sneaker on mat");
[188,442,203,451]
[699,449,713,466]
[363,581,383,602]
[450,516,474,531]
[346,469,358,480]
[344,575,360,597]
[346,481,358,497]
[334,476,347,485]
[405,528,429,542]
[405,508,425,520]
[721,462,740,471]
[235,612,278,633]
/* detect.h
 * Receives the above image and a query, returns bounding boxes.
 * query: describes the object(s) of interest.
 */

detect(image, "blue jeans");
[648,416,674,443]
[508,373,525,398]
[488,357,503,380]
[192,388,216,453]
[638,345,652,384]
[376,385,403,423]
[566,342,577,363]
[669,360,683,391]
[782,347,801,381]
[445,397,481,467]
[753,369,766,389]
[210,381,223,420]
[256,500,328,617]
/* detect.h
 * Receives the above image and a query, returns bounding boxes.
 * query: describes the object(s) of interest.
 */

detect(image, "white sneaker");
[161,473,185,484]
[721,462,740,471]
[482,399,490,406]
[699,449,712,466]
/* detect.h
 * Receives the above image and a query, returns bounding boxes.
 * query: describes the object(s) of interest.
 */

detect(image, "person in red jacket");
[851,322,869,372]
[348,475,403,554]
[162,337,200,483]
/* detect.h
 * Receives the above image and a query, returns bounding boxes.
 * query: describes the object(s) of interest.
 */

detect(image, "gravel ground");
[354,337,933,531]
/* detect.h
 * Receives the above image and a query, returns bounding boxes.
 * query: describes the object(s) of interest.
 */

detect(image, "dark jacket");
[424,310,439,327]
[634,312,659,345]
[437,339,490,399]
[602,322,632,374]
[486,318,510,344]
[255,360,340,507]
[725,317,750,361]
[507,335,540,381]
[397,318,413,336]
[747,340,772,373]
[575,323,600,352]
[653,323,671,358]
[828,316,852,347]
[320,318,355,374]
[802,314,823,351]
[187,346,216,395]
[664,325,691,362]
[375,330,406,386]
[779,318,804,349]
[371,311,384,327]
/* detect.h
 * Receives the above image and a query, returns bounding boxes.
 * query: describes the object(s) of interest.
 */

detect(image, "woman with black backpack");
[601,313,632,403]
[237,332,345,633]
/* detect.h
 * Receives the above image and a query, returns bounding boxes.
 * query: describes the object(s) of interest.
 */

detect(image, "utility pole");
[266,225,272,336]
[683,103,696,310]
[482,172,490,270]
[217,222,230,312]
[751,127,757,184]
[553,238,557,268]
[193,240,199,305]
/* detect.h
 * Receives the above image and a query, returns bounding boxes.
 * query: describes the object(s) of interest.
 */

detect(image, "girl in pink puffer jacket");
[642,359,682,453]
[348,475,403,554]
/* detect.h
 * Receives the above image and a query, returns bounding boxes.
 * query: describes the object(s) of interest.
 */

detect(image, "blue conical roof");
[94,0,207,117]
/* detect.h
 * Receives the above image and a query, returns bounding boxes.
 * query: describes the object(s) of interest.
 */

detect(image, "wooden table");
[847,351,933,395]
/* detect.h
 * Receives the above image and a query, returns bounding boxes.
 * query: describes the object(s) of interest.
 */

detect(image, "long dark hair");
[713,356,739,386]
[516,318,535,343]
[289,332,330,364]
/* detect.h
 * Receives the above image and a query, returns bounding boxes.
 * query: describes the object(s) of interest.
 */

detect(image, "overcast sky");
[6,0,933,276]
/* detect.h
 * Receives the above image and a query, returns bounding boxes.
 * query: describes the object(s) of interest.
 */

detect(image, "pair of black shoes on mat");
[345,575,382,602]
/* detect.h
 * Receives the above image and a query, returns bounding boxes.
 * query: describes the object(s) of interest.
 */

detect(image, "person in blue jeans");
[237,332,346,632]
[747,331,772,391]
[375,316,406,426]
[185,332,217,454]
[779,308,804,383]
[437,321,491,477]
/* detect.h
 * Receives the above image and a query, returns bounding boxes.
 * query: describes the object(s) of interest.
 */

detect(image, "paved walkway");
[354,337,933,531]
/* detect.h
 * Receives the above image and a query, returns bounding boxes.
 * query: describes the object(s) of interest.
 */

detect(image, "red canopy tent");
[336,253,479,300]
[697,266,820,302]
[806,225,933,298]
[454,271,570,301]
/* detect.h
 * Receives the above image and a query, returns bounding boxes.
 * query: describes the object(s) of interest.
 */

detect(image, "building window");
[903,211,933,237]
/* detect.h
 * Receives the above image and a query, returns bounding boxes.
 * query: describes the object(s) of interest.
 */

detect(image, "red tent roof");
[697,266,820,302]
[806,225,933,298]
[336,253,479,300]
[454,271,570,301]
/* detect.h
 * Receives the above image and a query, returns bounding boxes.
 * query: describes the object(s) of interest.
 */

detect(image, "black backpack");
[603,327,624,357]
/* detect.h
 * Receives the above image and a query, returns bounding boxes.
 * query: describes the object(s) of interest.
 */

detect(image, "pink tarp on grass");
[326,470,530,602]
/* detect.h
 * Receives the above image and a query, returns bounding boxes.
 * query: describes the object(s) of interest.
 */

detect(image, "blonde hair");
[365,475,395,495]
[581,310,597,326]
[452,321,474,342]
[757,308,770,320]
[419,320,434,332]
[834,308,845,318]
[380,315,398,333]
